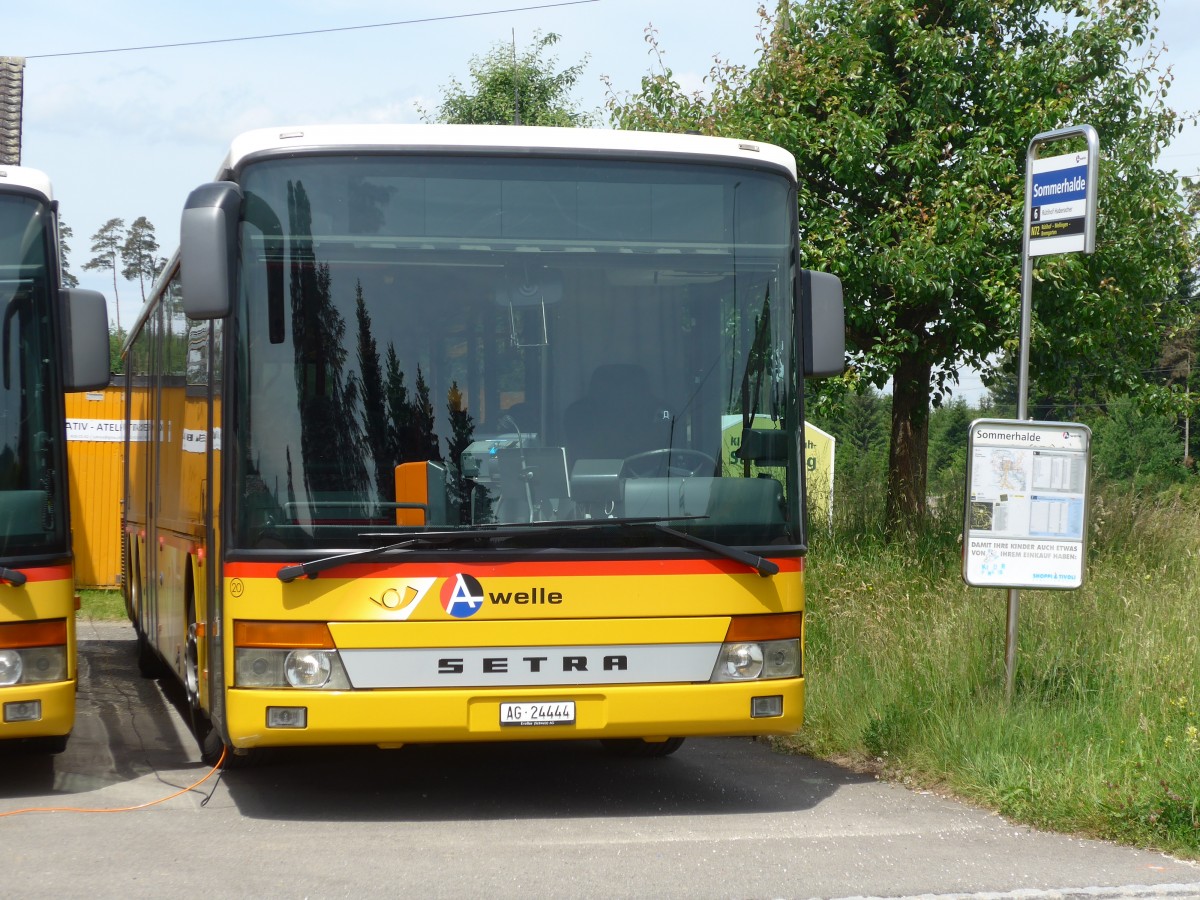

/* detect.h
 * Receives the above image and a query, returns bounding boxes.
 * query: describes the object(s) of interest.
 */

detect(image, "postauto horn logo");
[441,573,486,619]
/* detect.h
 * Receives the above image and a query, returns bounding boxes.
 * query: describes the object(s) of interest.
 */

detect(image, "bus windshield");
[231,154,801,552]
[0,194,65,557]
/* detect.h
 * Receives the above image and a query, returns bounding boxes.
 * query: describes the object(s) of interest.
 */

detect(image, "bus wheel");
[14,733,69,755]
[200,728,260,770]
[184,609,202,722]
[599,737,685,758]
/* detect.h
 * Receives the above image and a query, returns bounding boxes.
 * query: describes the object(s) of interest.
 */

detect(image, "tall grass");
[792,481,1200,857]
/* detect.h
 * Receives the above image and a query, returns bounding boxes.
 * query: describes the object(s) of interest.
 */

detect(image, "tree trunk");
[110,264,121,332]
[886,353,932,536]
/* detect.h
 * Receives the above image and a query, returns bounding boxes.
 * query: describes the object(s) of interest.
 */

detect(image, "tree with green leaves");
[120,216,160,304]
[58,220,79,288]
[609,0,1193,534]
[422,31,596,126]
[83,217,125,329]
[108,326,126,375]
[1167,175,1200,468]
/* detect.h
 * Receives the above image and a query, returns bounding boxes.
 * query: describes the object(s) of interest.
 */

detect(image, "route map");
[963,420,1091,590]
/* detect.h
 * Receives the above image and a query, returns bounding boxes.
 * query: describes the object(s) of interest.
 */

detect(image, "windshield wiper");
[275,523,569,582]
[0,566,28,587]
[275,516,779,582]
[642,523,779,577]
[277,538,420,583]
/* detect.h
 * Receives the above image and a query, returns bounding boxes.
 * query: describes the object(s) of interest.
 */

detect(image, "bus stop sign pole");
[1008,124,1099,700]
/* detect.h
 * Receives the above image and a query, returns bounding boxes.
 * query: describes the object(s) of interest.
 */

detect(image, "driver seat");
[563,364,674,463]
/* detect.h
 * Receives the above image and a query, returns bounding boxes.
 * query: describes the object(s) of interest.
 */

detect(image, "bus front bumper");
[0,680,75,741]
[223,678,804,749]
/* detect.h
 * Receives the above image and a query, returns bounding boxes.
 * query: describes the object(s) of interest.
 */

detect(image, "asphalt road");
[1,619,1198,900]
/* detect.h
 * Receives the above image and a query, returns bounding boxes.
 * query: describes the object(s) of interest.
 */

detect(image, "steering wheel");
[621,449,718,479]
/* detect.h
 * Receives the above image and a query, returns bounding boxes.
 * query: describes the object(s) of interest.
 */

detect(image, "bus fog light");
[751,695,783,718]
[267,706,307,728]
[0,649,22,686]
[712,642,764,681]
[4,700,41,723]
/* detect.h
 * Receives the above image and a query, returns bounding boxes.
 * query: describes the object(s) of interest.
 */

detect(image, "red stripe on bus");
[5,564,74,584]
[224,557,802,580]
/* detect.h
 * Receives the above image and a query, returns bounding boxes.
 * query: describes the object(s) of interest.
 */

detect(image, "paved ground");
[0,618,1196,899]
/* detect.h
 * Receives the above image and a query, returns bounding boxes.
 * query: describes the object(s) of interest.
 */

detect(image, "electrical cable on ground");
[0,745,227,817]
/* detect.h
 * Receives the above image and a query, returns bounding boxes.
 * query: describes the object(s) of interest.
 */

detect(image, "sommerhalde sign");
[1028,149,1093,256]
[963,419,1091,590]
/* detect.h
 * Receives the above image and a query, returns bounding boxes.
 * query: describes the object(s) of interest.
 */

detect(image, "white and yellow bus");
[122,125,844,764]
[0,165,109,753]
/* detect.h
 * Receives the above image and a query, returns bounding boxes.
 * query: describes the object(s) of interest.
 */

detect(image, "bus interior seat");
[622,476,785,525]
[623,477,714,520]
[562,364,673,463]
[706,476,786,524]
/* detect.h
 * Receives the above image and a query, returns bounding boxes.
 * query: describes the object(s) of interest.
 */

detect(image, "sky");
[8,0,1200,403]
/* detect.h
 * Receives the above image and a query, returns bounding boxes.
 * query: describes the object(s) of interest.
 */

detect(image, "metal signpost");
[980,125,1099,700]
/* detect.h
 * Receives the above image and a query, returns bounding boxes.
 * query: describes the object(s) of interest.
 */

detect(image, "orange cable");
[0,746,227,817]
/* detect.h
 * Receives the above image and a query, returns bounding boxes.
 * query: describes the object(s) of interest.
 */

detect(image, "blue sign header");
[1031,164,1088,206]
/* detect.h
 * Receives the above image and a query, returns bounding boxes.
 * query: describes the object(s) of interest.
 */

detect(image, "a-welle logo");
[439,573,565,619]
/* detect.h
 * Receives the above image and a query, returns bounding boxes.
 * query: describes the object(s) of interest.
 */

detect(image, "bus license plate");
[500,701,575,726]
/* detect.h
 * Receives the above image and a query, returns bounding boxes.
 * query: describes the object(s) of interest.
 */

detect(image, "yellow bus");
[0,165,109,753]
[122,126,844,764]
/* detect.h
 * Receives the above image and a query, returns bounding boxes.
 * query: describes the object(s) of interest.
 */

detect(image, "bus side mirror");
[799,269,845,378]
[181,181,243,319]
[60,288,110,391]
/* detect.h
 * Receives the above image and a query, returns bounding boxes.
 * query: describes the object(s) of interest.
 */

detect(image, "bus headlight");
[234,648,351,690]
[233,621,351,689]
[19,647,68,683]
[285,650,333,688]
[716,642,764,680]
[0,646,67,685]
[710,639,800,682]
[0,649,22,686]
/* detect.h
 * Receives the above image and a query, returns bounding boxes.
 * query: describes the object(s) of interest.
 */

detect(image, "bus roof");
[0,165,53,201]
[218,125,798,181]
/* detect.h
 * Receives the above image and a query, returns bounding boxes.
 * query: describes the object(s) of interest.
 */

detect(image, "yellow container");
[64,383,127,588]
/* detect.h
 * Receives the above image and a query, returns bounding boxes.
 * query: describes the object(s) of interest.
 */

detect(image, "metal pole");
[1007,124,1099,702]
[1007,202,1034,703]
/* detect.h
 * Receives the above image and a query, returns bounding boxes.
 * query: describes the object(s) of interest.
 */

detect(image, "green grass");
[78,588,127,621]
[786,482,1200,858]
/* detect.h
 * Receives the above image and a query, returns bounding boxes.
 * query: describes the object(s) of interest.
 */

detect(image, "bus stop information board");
[1028,149,1092,256]
[963,419,1091,590]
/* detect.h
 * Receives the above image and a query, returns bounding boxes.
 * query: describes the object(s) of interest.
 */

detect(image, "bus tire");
[200,728,260,770]
[40,733,69,754]
[184,594,202,728]
[12,733,70,755]
[599,737,685,758]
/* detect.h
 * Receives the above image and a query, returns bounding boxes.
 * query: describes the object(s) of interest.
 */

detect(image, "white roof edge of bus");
[0,165,53,200]
[218,125,797,180]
